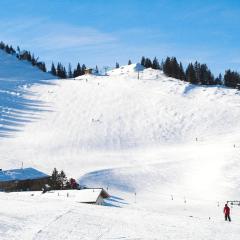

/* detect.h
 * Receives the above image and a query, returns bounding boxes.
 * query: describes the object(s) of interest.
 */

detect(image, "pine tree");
[68,63,72,78]
[37,62,46,72]
[144,58,152,68]
[215,73,223,85]
[56,63,67,78]
[9,45,15,54]
[27,51,32,62]
[224,70,240,88]
[141,56,146,67]
[199,64,208,84]
[179,62,185,80]
[170,57,180,79]
[50,63,57,76]
[208,71,216,85]
[152,57,160,70]
[0,41,5,49]
[31,54,35,65]
[186,63,197,84]
[56,63,61,78]
[81,64,86,75]
[62,67,67,79]
[17,46,20,54]
[50,168,69,190]
[59,170,67,190]
[160,60,164,71]
[5,45,11,54]
[76,63,81,76]
[50,168,61,190]
[219,73,223,83]
[163,57,171,76]
[95,65,99,74]
[197,63,215,85]
[193,61,200,84]
[73,63,81,77]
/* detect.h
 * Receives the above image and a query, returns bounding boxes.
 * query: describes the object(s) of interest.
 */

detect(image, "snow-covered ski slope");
[1,58,240,239]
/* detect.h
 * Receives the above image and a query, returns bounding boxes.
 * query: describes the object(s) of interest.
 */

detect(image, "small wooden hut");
[84,68,93,75]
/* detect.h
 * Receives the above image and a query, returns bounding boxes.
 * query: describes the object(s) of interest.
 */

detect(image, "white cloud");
[0,18,116,50]
[31,24,116,49]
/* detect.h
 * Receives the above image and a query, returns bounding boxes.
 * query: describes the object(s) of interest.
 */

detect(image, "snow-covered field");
[1,51,240,239]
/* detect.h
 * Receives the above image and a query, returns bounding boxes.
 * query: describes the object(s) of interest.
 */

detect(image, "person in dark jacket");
[223,203,231,221]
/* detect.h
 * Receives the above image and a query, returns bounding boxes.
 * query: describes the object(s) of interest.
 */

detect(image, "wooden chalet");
[0,167,50,192]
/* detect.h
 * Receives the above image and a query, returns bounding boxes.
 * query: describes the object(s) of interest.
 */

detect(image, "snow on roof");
[0,168,49,182]
[75,188,110,203]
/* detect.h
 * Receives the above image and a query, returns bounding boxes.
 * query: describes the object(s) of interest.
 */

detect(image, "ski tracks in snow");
[33,205,128,240]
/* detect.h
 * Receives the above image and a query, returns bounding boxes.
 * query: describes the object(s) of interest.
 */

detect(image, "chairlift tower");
[103,66,109,76]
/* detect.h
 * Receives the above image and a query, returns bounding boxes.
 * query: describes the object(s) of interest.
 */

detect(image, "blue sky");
[0,0,240,74]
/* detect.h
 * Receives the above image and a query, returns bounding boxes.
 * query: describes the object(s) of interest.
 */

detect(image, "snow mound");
[108,63,144,76]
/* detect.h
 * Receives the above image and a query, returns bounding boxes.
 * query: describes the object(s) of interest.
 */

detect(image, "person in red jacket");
[223,203,231,222]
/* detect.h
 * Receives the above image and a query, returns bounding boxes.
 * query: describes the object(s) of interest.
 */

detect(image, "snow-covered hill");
[1,61,240,239]
[0,50,54,137]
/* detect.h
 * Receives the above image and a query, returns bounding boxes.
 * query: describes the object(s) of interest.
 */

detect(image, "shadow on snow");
[79,168,136,193]
[0,77,56,138]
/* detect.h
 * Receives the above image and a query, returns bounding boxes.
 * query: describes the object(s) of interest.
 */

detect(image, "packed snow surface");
[1,58,240,239]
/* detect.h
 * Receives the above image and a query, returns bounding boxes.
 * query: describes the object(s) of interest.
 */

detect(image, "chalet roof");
[76,188,110,203]
[0,168,49,182]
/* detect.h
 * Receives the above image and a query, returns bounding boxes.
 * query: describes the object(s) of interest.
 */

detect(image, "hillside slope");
[1,63,240,189]
[0,50,54,136]
[1,63,240,239]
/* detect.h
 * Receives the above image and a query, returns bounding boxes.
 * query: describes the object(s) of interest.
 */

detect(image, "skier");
[223,203,231,222]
